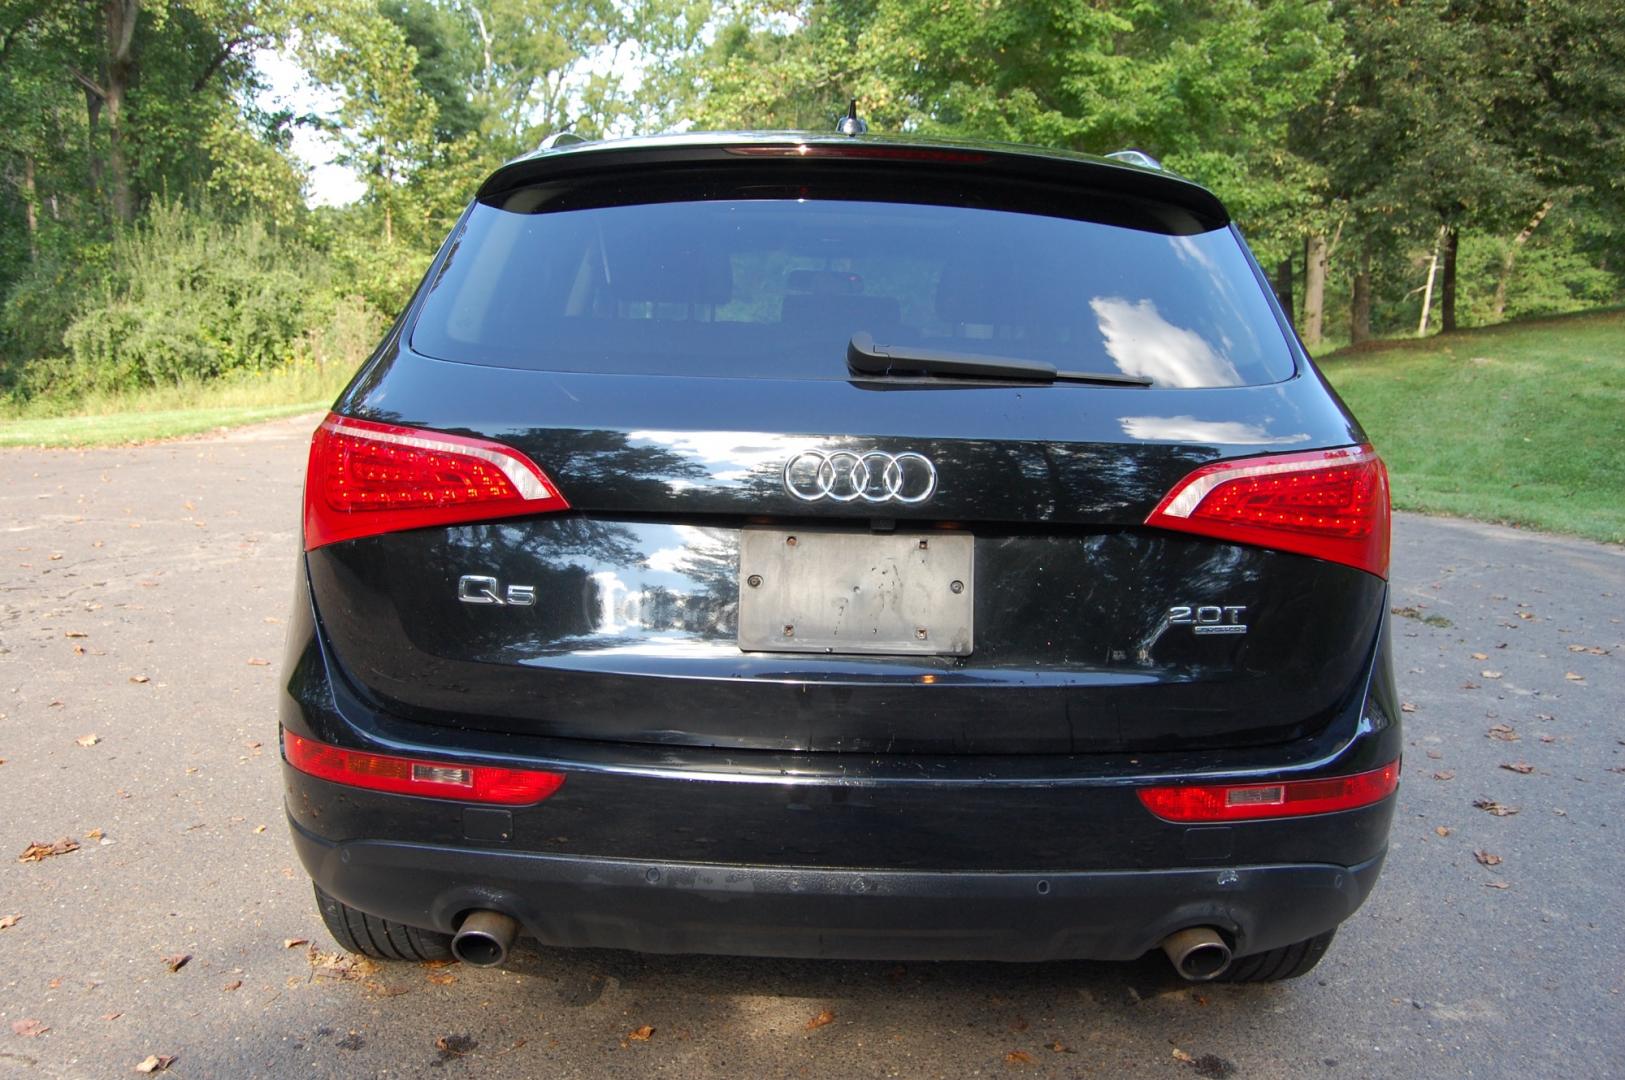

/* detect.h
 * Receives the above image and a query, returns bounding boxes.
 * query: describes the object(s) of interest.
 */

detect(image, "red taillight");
[282,731,565,805]
[1136,760,1399,823]
[1145,444,1390,577]
[303,413,568,550]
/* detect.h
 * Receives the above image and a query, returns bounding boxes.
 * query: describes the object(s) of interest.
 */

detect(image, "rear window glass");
[410,195,1295,388]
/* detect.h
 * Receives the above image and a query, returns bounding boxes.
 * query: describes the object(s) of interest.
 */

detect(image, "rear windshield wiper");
[847,332,1152,387]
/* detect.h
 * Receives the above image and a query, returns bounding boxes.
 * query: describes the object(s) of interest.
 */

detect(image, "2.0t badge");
[1169,604,1248,635]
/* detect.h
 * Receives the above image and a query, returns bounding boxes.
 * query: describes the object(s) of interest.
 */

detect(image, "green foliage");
[58,203,318,390]
[1,0,1621,419]
[6,201,383,403]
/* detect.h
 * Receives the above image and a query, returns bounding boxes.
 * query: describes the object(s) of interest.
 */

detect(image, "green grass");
[0,364,349,448]
[1319,308,1625,544]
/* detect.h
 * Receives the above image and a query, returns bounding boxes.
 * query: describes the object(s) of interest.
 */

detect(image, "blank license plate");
[737,529,973,655]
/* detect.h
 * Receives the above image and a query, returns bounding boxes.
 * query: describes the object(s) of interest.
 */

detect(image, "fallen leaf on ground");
[64,630,87,638]
[1481,670,1503,679]
[1172,1048,1195,1063]
[1400,702,1417,713]
[805,1010,836,1031]
[1474,850,1503,866]
[102,1012,122,1021]
[1049,1041,1074,1053]
[427,972,457,986]
[1536,712,1555,722]
[1516,611,1535,621]
[434,1035,475,1056]
[1432,771,1455,781]
[1564,672,1584,681]
[1500,762,1535,774]
[11,1019,48,1037]
[134,1054,175,1073]
[84,828,104,841]
[1567,644,1608,656]
[19,838,79,862]
[0,914,19,929]
[253,825,267,834]
[1005,1051,1034,1065]
[308,947,376,981]
[76,733,100,747]
[282,938,308,949]
[162,954,190,973]
[1473,799,1520,817]
[627,1025,655,1041]
[1470,652,1487,660]
[1483,881,1511,890]
[1487,724,1519,741]
[221,980,242,992]
[1435,826,1452,837]
[246,658,270,666]
[129,674,149,684]
[1461,681,1480,690]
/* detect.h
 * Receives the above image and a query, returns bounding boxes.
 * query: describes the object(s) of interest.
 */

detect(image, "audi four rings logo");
[783,450,938,504]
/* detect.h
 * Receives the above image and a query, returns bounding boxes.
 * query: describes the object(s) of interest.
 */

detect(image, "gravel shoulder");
[1,416,1620,1078]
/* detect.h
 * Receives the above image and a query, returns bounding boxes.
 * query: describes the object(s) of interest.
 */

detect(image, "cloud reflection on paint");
[1089,296,1244,388]
[1118,414,1310,445]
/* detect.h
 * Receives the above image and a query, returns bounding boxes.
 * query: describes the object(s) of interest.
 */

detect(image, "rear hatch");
[304,141,1387,755]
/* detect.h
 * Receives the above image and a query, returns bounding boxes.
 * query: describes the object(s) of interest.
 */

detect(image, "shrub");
[5,201,387,404]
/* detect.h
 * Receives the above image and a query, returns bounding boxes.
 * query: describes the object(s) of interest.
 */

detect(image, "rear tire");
[1217,929,1336,982]
[314,884,454,962]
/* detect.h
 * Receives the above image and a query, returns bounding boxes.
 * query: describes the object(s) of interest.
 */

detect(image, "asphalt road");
[2,415,1621,1080]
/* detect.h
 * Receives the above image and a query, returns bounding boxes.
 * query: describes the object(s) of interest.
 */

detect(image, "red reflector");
[1145,444,1390,577]
[724,144,989,163]
[303,413,569,550]
[281,731,565,805]
[1136,761,1399,823]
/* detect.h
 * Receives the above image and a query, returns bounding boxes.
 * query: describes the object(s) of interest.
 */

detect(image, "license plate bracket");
[737,528,973,655]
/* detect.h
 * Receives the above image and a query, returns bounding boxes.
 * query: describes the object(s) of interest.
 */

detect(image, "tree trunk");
[1439,226,1458,333]
[1273,258,1294,327]
[84,87,104,198]
[1302,234,1328,349]
[1491,200,1553,322]
[1350,248,1372,345]
[1417,226,1444,337]
[22,154,38,260]
[103,0,140,223]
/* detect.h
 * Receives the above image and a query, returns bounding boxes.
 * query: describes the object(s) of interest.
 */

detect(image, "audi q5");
[282,130,1399,982]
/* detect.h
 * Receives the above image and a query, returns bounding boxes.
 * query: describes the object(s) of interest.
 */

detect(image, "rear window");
[410,193,1295,388]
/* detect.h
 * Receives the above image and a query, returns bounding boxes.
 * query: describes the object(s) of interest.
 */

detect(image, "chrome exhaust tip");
[1161,927,1233,981]
[451,910,519,967]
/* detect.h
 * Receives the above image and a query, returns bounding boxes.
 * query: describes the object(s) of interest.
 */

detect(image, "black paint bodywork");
[282,132,1400,963]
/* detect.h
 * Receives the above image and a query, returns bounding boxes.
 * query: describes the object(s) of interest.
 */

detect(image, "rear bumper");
[290,815,1385,962]
[281,556,1401,962]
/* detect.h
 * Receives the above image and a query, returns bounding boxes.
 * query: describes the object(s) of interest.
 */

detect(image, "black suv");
[282,131,1398,983]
